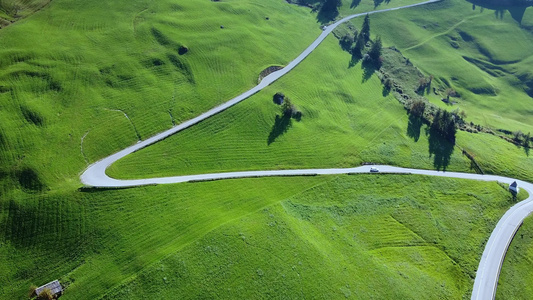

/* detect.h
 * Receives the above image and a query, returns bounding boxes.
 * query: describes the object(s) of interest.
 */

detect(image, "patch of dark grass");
[20,106,44,126]
[16,168,46,192]
[348,54,360,68]
[373,0,391,8]
[361,58,377,83]
[151,27,173,47]
[462,56,507,77]
[168,54,195,83]
[316,0,340,24]
[6,70,61,92]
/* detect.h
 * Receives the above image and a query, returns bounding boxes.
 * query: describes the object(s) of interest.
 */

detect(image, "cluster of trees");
[273,92,302,120]
[431,108,457,142]
[408,99,458,143]
[416,75,433,94]
[409,100,426,118]
[339,15,383,66]
[281,97,303,120]
[352,14,371,57]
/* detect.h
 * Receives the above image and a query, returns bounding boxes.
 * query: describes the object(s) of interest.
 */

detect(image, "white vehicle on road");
[370,167,379,173]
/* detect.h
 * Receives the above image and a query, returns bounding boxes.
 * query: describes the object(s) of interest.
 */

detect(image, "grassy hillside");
[108,31,533,182]
[0,0,50,27]
[102,175,523,299]
[0,0,326,192]
[2,174,522,299]
[108,34,474,180]
[1,0,532,299]
[369,0,533,134]
[497,215,533,300]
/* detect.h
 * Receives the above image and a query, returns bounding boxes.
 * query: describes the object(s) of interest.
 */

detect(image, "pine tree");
[368,36,382,61]
[360,14,370,42]
[352,31,365,57]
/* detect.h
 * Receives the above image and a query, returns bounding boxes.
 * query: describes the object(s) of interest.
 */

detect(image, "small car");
[370,167,379,173]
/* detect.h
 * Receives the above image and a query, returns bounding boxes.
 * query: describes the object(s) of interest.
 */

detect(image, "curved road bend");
[80,0,441,188]
[79,1,531,299]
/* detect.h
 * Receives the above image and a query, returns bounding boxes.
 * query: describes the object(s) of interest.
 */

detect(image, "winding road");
[80,1,533,299]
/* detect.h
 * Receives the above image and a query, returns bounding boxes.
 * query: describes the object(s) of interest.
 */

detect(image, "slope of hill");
[1,0,532,299]
[0,0,50,28]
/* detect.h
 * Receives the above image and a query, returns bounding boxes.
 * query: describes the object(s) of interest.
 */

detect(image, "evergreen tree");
[431,109,456,142]
[360,14,370,42]
[368,36,382,61]
[352,31,365,57]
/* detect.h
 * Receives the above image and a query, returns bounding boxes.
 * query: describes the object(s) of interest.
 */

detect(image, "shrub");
[28,285,37,298]
[524,132,531,148]
[339,33,354,52]
[281,97,302,120]
[410,100,426,118]
[383,77,393,90]
[36,288,54,300]
[513,130,523,142]
[445,88,458,98]
[367,36,382,62]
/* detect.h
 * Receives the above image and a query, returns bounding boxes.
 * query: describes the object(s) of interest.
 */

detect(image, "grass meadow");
[107,33,473,179]
[2,174,523,299]
[102,175,525,299]
[1,0,532,299]
[369,0,533,134]
[497,215,533,300]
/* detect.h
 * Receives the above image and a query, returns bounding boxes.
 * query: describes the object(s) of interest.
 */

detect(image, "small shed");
[510,181,519,193]
[35,280,63,298]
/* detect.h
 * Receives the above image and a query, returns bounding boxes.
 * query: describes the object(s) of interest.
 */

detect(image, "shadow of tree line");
[406,107,456,171]
[467,0,533,24]
[316,0,342,24]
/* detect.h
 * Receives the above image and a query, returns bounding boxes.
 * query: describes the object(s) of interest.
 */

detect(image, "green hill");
[1,0,533,299]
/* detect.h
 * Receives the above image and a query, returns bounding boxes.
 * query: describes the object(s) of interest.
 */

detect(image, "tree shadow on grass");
[317,4,339,24]
[348,55,360,68]
[361,59,377,83]
[427,127,455,171]
[371,0,392,8]
[351,0,361,8]
[407,114,423,142]
[525,146,530,157]
[382,83,391,97]
[267,114,292,145]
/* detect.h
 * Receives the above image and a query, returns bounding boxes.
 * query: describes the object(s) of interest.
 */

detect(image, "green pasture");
[0,0,326,190]
[0,0,532,299]
[108,34,473,179]
[497,215,533,300]
[1,174,523,299]
[102,175,524,299]
[369,0,533,133]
